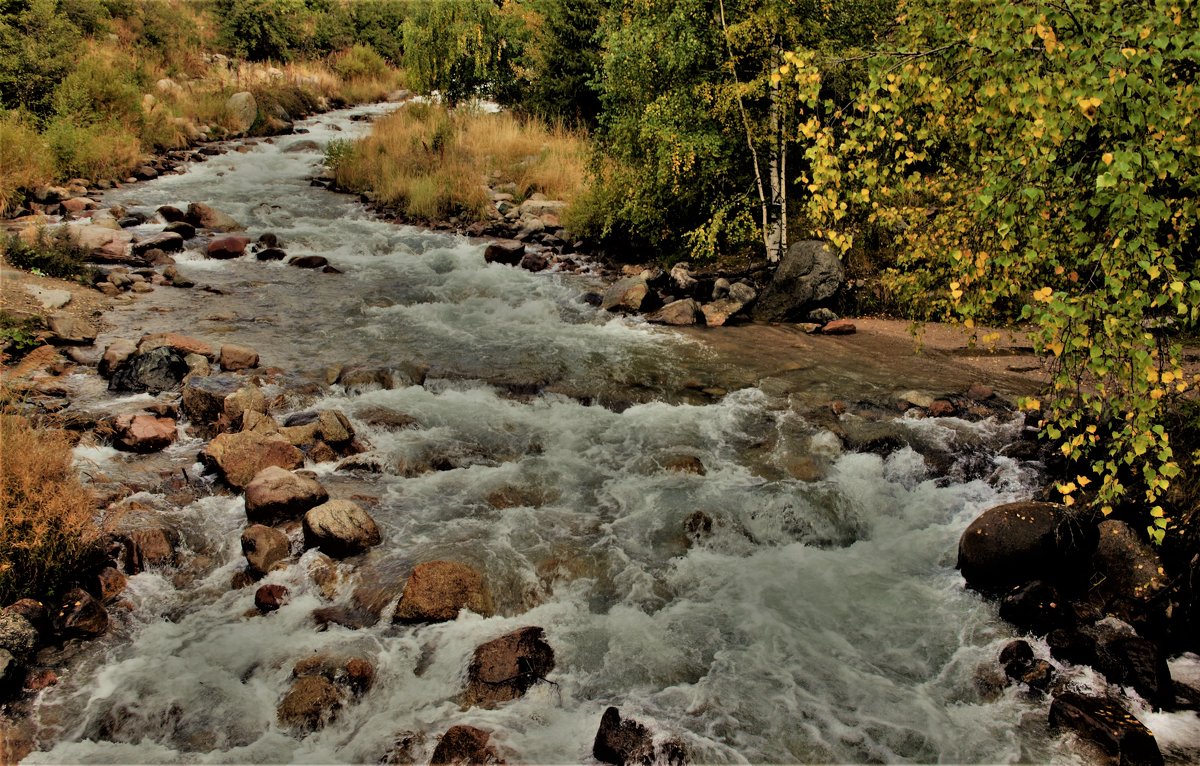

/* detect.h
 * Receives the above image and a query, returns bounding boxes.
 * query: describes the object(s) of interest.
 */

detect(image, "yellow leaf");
[1048,341,1064,357]
[1033,286,1054,303]
[1102,152,1114,165]
[1101,505,1113,516]
[1063,495,1075,507]
[1023,398,1041,411]
[1077,475,1091,487]
[1076,96,1102,121]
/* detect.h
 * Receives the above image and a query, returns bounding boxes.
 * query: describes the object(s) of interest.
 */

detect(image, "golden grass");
[0,116,55,217]
[0,414,102,604]
[334,103,588,222]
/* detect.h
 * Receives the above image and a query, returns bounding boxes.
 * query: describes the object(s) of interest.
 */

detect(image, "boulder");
[162,221,196,240]
[998,580,1066,635]
[646,299,701,326]
[99,339,137,377]
[256,247,287,261]
[483,240,525,266]
[206,236,251,259]
[316,410,354,446]
[182,374,243,427]
[241,524,290,576]
[254,584,289,612]
[593,707,687,766]
[302,500,381,558]
[292,654,375,697]
[1048,692,1163,766]
[700,298,746,327]
[0,613,38,661]
[288,255,328,269]
[957,501,1091,594]
[87,566,128,603]
[1093,520,1166,606]
[245,466,329,525]
[430,725,502,766]
[1094,635,1174,710]
[202,431,305,489]
[222,384,267,429]
[186,202,245,233]
[217,343,259,371]
[752,240,846,322]
[132,232,184,256]
[138,332,215,360]
[157,205,186,222]
[819,319,857,335]
[463,627,555,709]
[226,91,258,135]
[127,526,180,569]
[112,413,177,453]
[277,675,342,732]
[74,223,132,255]
[53,588,109,639]
[46,313,97,345]
[394,561,494,623]
[601,277,654,313]
[108,347,189,393]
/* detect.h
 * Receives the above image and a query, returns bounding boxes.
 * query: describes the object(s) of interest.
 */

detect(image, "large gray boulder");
[227,91,258,134]
[753,240,845,322]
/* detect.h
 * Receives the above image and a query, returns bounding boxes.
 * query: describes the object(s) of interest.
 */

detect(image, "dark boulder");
[462,627,555,709]
[430,725,502,765]
[752,240,845,322]
[108,347,189,394]
[254,584,289,612]
[483,240,525,266]
[256,247,287,261]
[998,580,1066,635]
[157,205,186,222]
[132,232,184,256]
[53,588,109,639]
[1048,692,1163,766]
[593,707,687,766]
[957,501,1095,594]
[163,221,196,239]
[289,255,328,269]
[1094,635,1173,710]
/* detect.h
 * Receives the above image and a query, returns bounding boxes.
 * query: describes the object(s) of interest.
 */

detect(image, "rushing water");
[22,103,1200,764]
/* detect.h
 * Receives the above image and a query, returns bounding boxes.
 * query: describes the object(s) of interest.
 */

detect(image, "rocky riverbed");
[3,101,1199,765]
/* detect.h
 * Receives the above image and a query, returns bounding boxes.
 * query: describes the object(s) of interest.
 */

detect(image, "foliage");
[44,117,142,180]
[401,0,525,105]
[330,43,388,82]
[803,0,1199,542]
[215,0,307,62]
[0,311,45,362]
[0,415,103,605]
[513,0,606,126]
[0,111,54,215]
[2,227,92,280]
[0,0,82,120]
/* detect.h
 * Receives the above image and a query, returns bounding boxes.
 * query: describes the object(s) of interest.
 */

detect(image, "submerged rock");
[277,675,342,733]
[1048,692,1163,766]
[430,725,502,765]
[593,706,688,766]
[394,561,494,624]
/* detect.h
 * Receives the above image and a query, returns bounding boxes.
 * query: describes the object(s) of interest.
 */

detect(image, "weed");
[2,228,93,281]
[0,313,47,363]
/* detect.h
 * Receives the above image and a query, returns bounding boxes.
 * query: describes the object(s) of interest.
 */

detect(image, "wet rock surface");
[462,627,555,709]
[394,561,494,623]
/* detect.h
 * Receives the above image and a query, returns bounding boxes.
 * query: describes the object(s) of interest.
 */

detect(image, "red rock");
[89,566,128,602]
[819,319,857,335]
[137,332,215,360]
[431,725,503,765]
[24,669,58,691]
[463,627,555,708]
[127,526,180,569]
[928,399,957,417]
[254,584,289,612]
[219,343,259,371]
[394,561,494,624]
[112,413,177,452]
[207,236,251,259]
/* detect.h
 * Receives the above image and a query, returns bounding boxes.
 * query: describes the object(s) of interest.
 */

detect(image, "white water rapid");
[20,103,1200,764]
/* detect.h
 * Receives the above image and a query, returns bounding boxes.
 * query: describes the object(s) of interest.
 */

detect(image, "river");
[20,102,1200,764]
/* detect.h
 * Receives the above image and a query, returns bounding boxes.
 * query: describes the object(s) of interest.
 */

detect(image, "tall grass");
[0,415,103,605]
[332,103,588,222]
[0,114,55,216]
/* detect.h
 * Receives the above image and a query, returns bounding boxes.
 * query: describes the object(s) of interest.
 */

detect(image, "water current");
[21,102,1200,764]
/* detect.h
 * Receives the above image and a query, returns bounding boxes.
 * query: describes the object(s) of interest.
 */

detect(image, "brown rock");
[254,584,289,612]
[182,374,242,428]
[112,413,177,453]
[430,725,503,766]
[647,299,701,326]
[316,410,354,445]
[394,561,494,624]
[593,707,687,766]
[1049,692,1163,766]
[485,484,558,510]
[928,399,957,417]
[99,339,137,377]
[308,441,338,462]
[661,454,705,475]
[54,588,109,638]
[302,500,381,558]
[463,627,555,708]
[483,239,525,266]
[206,236,251,259]
[1093,520,1166,604]
[819,319,857,335]
[202,431,305,489]
[699,298,745,327]
[127,526,179,569]
[241,524,290,576]
[186,202,244,232]
[289,255,328,269]
[222,385,267,430]
[219,343,259,371]
[138,332,215,360]
[88,566,128,603]
[277,675,343,732]
[292,654,375,697]
[245,466,329,525]
[601,277,653,313]
[380,732,426,765]
[47,313,97,345]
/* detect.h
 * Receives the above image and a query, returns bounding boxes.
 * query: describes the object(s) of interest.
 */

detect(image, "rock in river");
[202,431,305,489]
[394,561,494,624]
[302,500,381,557]
[245,466,329,525]
[462,626,555,709]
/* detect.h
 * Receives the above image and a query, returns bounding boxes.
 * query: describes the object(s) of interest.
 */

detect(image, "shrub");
[330,44,387,82]
[0,112,54,216]
[52,55,143,129]
[2,227,92,281]
[0,0,82,119]
[215,0,305,62]
[44,118,142,181]
[0,312,46,363]
[0,415,103,605]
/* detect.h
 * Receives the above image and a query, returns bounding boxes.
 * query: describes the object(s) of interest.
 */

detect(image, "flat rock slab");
[24,286,71,310]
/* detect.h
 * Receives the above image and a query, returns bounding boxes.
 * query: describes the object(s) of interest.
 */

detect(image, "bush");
[2,227,92,281]
[0,415,103,605]
[44,117,142,181]
[0,312,46,363]
[52,55,143,129]
[215,0,305,62]
[0,112,54,216]
[0,0,82,120]
[330,43,387,82]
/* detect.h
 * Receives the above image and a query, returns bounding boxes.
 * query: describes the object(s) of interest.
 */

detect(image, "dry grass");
[0,414,102,604]
[0,116,55,217]
[333,103,588,222]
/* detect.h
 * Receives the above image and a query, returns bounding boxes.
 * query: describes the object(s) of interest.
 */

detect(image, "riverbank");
[2,103,1198,765]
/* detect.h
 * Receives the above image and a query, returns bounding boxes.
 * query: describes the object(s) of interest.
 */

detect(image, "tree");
[802,0,1199,541]
[401,0,525,105]
[215,0,307,62]
[0,0,82,120]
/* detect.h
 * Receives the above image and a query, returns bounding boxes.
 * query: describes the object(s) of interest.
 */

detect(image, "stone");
[186,202,245,233]
[99,339,137,377]
[519,252,549,272]
[753,240,846,322]
[1048,692,1163,766]
[317,410,353,445]
[132,232,184,256]
[601,277,654,313]
[593,707,687,766]
[0,649,21,697]
[277,675,342,732]
[288,255,328,269]
[46,313,97,345]
[254,584,289,612]
[138,332,216,360]
[430,725,502,766]
[302,500,381,558]
[292,654,375,696]
[241,524,290,576]
[729,281,757,304]
[218,343,259,372]
[518,198,567,219]
[202,431,305,489]
[646,299,701,326]
[957,501,1093,594]
[222,384,267,429]
[394,561,494,623]
[661,454,706,475]
[283,139,321,153]
[999,580,1066,635]
[53,588,109,639]
[112,413,177,453]
[88,566,128,603]
[181,374,242,426]
[157,205,186,222]
[819,319,857,335]
[131,282,153,294]
[245,466,329,525]
[227,91,258,135]
[380,732,427,765]
[463,627,555,709]
[1093,520,1166,605]
[700,298,746,327]
[24,286,71,311]
[206,235,251,259]
[108,347,189,393]
[0,613,38,661]
[127,526,180,569]
[928,399,957,417]
[256,247,287,261]
[1094,635,1173,710]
